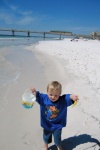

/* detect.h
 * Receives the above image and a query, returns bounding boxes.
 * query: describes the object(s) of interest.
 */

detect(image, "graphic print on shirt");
[45,105,60,120]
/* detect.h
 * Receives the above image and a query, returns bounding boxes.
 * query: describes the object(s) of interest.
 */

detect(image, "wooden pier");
[0,28,72,39]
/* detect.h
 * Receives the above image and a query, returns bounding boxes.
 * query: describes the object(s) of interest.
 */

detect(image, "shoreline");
[0,43,74,150]
[0,38,100,150]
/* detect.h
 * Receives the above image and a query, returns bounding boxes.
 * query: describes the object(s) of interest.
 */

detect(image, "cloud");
[0,10,14,24]
[9,5,18,11]
[0,3,51,30]
[21,11,33,16]
[0,6,49,27]
[0,6,37,26]
[16,16,36,25]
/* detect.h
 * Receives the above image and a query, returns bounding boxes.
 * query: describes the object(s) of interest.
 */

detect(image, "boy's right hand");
[30,87,36,94]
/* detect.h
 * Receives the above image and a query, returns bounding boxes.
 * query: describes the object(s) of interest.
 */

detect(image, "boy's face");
[47,90,61,102]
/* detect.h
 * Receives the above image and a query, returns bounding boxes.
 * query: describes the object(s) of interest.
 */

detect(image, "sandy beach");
[0,38,100,150]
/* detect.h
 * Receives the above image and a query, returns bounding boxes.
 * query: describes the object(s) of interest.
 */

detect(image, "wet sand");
[0,45,71,150]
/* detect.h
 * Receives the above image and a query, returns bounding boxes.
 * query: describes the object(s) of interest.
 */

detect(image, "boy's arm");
[30,87,45,105]
[65,94,79,107]
[65,94,74,106]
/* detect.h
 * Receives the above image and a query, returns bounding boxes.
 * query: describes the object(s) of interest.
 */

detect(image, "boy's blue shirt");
[36,91,73,131]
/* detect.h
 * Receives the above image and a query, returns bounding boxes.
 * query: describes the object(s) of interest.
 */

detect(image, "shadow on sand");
[48,134,100,150]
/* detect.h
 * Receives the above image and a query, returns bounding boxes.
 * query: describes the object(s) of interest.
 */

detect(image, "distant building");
[91,32,100,39]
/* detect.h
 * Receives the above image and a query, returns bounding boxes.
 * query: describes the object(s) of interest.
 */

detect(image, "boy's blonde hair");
[47,81,62,94]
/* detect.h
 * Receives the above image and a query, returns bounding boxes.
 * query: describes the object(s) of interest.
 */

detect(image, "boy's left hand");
[70,94,79,102]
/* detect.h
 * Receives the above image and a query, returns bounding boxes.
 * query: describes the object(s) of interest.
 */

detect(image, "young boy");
[31,81,79,150]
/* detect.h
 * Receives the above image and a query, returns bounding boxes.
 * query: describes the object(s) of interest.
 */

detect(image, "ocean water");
[0,36,42,48]
[0,36,46,112]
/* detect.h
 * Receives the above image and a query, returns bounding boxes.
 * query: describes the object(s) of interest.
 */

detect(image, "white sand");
[27,38,100,149]
[0,39,100,150]
[33,39,100,120]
